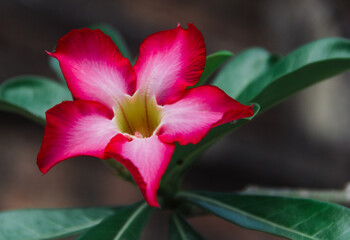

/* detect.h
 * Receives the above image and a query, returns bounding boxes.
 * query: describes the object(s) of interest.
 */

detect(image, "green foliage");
[234,38,350,111]
[2,24,350,240]
[168,214,205,240]
[194,50,233,87]
[181,191,350,240]
[48,57,65,84]
[0,207,117,240]
[212,47,279,102]
[76,202,152,240]
[0,76,71,124]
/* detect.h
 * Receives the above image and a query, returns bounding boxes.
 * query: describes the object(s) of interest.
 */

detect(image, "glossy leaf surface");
[0,207,117,240]
[236,38,350,111]
[181,191,350,240]
[194,50,233,87]
[168,214,205,240]
[77,202,152,240]
[0,76,71,124]
[212,47,278,100]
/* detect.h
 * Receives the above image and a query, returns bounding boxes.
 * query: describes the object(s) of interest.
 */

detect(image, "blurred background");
[1,0,350,239]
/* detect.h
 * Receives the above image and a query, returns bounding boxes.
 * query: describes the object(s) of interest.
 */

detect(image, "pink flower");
[37,24,253,207]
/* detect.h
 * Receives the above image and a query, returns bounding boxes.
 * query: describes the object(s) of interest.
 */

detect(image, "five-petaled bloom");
[37,24,254,207]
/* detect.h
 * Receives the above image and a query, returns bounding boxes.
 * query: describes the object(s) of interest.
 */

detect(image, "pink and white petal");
[37,100,119,174]
[49,28,136,109]
[157,86,254,145]
[105,134,175,207]
[133,24,206,105]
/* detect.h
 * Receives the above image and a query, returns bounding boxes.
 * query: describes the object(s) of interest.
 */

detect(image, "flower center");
[114,92,162,138]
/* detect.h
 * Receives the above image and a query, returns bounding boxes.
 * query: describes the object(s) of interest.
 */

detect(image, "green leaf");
[90,23,132,60]
[76,202,152,240]
[236,38,350,111]
[194,50,233,87]
[48,57,66,84]
[0,76,72,124]
[0,207,118,240]
[168,214,205,240]
[212,47,279,100]
[180,191,350,240]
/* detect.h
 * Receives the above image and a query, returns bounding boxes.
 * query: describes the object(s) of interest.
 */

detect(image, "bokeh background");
[1,0,350,239]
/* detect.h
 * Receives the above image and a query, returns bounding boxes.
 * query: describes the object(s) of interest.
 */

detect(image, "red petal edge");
[157,85,254,145]
[49,28,136,109]
[133,23,206,105]
[104,134,175,207]
[37,99,118,174]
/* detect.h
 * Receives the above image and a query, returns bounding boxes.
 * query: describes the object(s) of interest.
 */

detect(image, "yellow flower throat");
[114,92,162,138]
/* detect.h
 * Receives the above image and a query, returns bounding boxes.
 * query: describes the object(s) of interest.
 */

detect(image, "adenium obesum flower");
[37,24,253,207]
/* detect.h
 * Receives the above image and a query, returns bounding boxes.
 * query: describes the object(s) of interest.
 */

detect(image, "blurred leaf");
[0,76,71,124]
[236,38,350,111]
[48,57,66,83]
[90,23,132,60]
[76,202,152,240]
[0,207,118,240]
[181,191,350,240]
[194,50,233,87]
[242,185,350,204]
[168,214,205,240]
[212,47,279,100]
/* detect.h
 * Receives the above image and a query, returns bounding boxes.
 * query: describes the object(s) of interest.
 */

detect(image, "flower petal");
[158,86,254,145]
[49,28,136,109]
[37,100,119,174]
[105,134,175,207]
[133,24,206,105]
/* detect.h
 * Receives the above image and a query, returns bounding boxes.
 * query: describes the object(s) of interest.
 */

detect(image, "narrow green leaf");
[90,23,132,60]
[168,214,205,240]
[76,202,152,240]
[212,47,279,99]
[48,57,66,83]
[0,207,117,240]
[0,76,72,124]
[236,38,350,111]
[180,191,350,240]
[194,50,233,87]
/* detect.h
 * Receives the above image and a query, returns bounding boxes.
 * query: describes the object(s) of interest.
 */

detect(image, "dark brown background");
[1,0,350,239]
